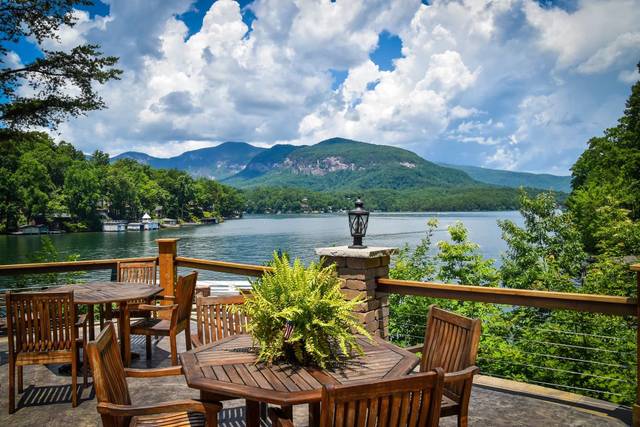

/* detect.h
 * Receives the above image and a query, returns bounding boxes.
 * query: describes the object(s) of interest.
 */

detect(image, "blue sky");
[5,0,640,175]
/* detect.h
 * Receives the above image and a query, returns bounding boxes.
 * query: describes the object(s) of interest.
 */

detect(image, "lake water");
[0,211,522,285]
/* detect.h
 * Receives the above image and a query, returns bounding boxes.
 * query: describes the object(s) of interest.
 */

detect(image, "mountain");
[231,144,301,180]
[223,137,476,190]
[111,142,265,179]
[439,163,571,193]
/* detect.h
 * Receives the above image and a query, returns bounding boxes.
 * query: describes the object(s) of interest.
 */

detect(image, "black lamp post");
[348,198,369,249]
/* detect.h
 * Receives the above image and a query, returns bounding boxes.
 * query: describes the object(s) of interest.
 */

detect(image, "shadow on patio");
[0,324,631,426]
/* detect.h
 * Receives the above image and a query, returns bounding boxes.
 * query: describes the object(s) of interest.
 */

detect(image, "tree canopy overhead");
[0,0,121,129]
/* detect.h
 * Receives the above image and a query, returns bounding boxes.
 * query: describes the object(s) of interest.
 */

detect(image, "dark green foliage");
[0,131,245,231]
[0,1,122,129]
[569,63,640,251]
[243,185,547,213]
[499,191,586,291]
[389,192,637,404]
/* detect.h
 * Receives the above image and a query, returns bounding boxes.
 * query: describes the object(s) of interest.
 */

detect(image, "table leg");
[88,304,95,340]
[119,301,131,367]
[309,402,321,427]
[246,400,260,427]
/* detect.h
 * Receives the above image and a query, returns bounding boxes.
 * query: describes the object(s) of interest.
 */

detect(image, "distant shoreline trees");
[0,130,245,232]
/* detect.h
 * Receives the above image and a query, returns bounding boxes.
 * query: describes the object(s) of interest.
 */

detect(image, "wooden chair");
[129,272,198,365]
[87,322,221,427]
[270,368,446,427]
[118,261,157,285]
[101,261,158,327]
[192,295,249,347]
[6,290,88,413]
[420,305,481,427]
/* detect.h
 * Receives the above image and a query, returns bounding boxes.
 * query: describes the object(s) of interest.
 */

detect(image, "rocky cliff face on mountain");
[112,137,570,192]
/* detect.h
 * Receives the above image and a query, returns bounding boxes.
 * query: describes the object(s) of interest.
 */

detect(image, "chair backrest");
[6,290,77,356]
[420,306,481,397]
[320,368,445,427]
[195,295,249,345]
[117,261,157,286]
[175,272,198,323]
[87,322,131,426]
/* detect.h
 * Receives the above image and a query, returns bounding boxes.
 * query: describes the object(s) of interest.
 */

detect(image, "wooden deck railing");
[376,277,636,316]
[0,238,639,425]
[0,257,158,276]
[175,256,272,277]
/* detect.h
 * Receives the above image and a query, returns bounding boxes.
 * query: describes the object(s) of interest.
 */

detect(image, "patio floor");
[0,325,631,426]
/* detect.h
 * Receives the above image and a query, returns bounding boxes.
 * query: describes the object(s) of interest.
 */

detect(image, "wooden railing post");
[633,263,640,427]
[157,238,180,297]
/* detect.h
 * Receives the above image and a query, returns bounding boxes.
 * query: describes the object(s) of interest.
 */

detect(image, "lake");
[0,211,522,285]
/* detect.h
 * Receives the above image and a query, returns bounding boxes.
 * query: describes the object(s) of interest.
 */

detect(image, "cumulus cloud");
[32,0,640,172]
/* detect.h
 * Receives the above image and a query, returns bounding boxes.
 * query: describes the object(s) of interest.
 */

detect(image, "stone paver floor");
[0,325,631,426]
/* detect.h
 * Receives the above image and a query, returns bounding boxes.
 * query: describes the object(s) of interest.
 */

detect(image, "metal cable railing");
[389,306,636,404]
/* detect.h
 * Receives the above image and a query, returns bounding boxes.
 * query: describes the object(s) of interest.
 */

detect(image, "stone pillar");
[315,246,397,339]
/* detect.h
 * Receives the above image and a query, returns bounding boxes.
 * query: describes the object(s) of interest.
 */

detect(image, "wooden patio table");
[41,281,162,367]
[180,334,420,427]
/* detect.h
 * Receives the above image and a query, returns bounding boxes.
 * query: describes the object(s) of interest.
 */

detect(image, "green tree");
[64,161,102,223]
[15,151,52,222]
[436,221,500,287]
[569,63,640,250]
[0,0,122,128]
[499,191,586,292]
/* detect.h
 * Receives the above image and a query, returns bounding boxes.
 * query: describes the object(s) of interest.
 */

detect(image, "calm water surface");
[0,212,522,285]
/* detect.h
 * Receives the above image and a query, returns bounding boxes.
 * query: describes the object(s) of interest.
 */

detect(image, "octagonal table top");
[180,334,419,406]
[41,281,162,305]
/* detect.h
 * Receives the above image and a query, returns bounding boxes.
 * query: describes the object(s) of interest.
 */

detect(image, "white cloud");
[619,67,640,84]
[524,0,640,72]
[33,0,640,173]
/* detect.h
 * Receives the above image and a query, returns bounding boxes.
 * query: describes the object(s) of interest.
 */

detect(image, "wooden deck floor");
[0,324,631,426]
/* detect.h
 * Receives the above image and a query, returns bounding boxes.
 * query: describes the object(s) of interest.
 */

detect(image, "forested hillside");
[1,130,555,233]
[0,131,244,233]
[440,163,571,193]
[225,137,477,190]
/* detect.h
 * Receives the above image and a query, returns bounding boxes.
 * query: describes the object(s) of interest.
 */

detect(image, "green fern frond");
[243,251,371,367]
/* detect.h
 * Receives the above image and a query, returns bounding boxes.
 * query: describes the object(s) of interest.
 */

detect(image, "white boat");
[160,218,180,228]
[127,222,144,231]
[103,221,127,232]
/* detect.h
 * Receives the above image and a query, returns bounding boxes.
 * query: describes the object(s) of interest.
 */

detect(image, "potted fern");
[243,252,370,368]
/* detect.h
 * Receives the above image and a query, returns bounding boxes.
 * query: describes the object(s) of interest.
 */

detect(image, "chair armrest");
[125,366,182,378]
[444,366,479,384]
[268,407,295,427]
[191,334,203,348]
[405,344,423,354]
[128,303,177,313]
[97,399,221,417]
[75,313,88,328]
